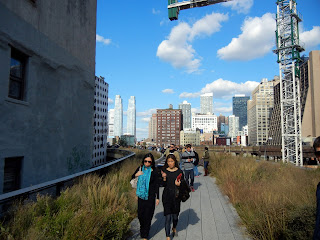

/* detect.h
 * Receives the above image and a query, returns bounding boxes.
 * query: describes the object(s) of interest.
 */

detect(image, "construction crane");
[168,0,232,21]
[273,0,304,166]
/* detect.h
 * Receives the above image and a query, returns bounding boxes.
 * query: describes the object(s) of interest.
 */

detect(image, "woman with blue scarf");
[131,153,160,240]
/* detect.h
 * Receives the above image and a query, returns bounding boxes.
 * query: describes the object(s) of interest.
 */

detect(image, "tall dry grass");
[0,149,158,240]
[209,153,320,239]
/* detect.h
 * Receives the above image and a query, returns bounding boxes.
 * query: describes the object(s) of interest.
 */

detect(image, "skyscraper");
[108,109,115,137]
[232,94,250,131]
[228,115,239,139]
[148,114,157,142]
[127,96,136,138]
[179,100,191,129]
[114,95,123,137]
[200,93,213,114]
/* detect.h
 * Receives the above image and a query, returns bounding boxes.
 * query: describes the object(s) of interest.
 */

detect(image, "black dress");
[162,168,184,216]
[132,167,160,239]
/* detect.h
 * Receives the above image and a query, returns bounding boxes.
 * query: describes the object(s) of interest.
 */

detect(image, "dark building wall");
[232,96,250,131]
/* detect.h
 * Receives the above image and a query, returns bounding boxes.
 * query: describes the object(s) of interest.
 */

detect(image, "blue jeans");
[193,165,199,176]
[204,161,209,170]
[184,169,194,187]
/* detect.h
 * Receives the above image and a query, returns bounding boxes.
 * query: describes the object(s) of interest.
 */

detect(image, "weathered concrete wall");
[0,0,96,70]
[0,1,96,193]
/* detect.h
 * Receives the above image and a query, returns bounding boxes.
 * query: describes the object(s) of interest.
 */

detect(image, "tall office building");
[108,109,115,137]
[233,94,250,131]
[192,113,217,133]
[148,114,157,141]
[114,95,123,137]
[179,100,191,129]
[248,78,278,146]
[93,76,108,166]
[200,93,213,114]
[127,96,136,138]
[157,105,182,146]
[269,51,320,145]
[228,115,239,139]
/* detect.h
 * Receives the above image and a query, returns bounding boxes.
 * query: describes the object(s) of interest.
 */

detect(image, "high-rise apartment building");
[127,96,136,139]
[233,94,250,131]
[157,105,182,146]
[108,109,115,137]
[269,51,320,145]
[179,100,191,129]
[248,78,278,146]
[114,95,123,137]
[228,115,239,139]
[192,113,217,133]
[0,0,97,193]
[200,93,213,114]
[93,76,108,166]
[180,129,200,146]
[148,114,157,142]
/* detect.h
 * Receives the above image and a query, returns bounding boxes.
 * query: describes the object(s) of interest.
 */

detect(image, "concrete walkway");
[128,166,251,240]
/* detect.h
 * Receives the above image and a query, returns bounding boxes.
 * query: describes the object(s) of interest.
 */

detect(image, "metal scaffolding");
[273,0,304,166]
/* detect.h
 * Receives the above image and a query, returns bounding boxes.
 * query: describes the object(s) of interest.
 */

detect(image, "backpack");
[194,151,199,166]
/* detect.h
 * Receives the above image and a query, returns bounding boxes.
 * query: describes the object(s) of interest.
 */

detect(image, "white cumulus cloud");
[96,34,111,45]
[222,0,253,14]
[157,12,228,73]
[179,92,201,98]
[141,118,151,122]
[217,13,275,61]
[108,98,114,105]
[162,89,175,94]
[137,108,157,117]
[300,26,320,50]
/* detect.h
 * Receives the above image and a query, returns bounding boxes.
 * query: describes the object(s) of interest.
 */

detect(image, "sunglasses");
[144,160,152,163]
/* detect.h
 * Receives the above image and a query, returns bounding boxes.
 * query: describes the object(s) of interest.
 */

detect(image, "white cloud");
[222,0,253,14]
[180,78,259,99]
[300,26,320,50]
[141,118,151,122]
[96,34,111,45]
[179,92,201,98]
[215,106,233,114]
[217,13,275,61]
[137,108,157,117]
[162,89,175,94]
[191,107,200,113]
[157,12,228,73]
[152,8,161,15]
[108,98,114,105]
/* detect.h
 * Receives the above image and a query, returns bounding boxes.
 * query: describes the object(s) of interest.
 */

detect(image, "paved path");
[128,166,251,240]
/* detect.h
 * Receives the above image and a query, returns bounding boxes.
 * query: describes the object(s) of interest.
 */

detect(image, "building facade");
[148,113,157,142]
[180,129,200,146]
[114,95,123,137]
[179,100,191,129]
[192,113,217,133]
[127,96,136,139]
[108,109,115,137]
[93,76,108,166]
[156,106,182,147]
[248,78,278,146]
[217,114,226,133]
[232,94,250,131]
[200,93,213,114]
[0,0,97,193]
[228,115,239,139]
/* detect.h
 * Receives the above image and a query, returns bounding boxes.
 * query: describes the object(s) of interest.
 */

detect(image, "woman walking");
[202,147,210,176]
[161,154,184,240]
[132,153,160,240]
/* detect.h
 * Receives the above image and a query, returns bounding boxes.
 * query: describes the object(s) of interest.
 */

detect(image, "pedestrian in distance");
[164,143,181,163]
[161,154,184,240]
[132,153,160,240]
[202,147,210,176]
[181,144,196,192]
[313,136,320,240]
[193,150,200,177]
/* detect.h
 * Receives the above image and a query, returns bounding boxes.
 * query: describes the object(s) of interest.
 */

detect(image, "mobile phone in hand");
[176,173,182,181]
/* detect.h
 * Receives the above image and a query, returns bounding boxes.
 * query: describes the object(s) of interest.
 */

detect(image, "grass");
[0,149,160,240]
[209,153,319,240]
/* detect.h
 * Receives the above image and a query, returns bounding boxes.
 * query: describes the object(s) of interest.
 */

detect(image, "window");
[3,157,23,193]
[9,48,27,100]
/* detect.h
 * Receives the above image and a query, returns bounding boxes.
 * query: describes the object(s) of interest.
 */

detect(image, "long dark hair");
[141,153,155,169]
[163,154,179,169]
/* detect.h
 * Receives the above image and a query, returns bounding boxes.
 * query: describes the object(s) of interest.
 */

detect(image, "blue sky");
[95,0,320,140]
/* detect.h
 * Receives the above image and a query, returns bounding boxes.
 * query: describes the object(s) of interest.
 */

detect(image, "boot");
[204,169,208,176]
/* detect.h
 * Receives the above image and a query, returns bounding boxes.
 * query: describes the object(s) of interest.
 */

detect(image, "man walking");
[181,144,196,192]
[164,144,180,163]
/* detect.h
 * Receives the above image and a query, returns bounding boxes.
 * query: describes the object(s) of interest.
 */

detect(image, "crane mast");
[273,0,304,166]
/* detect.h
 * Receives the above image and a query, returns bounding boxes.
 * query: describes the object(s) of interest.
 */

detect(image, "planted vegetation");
[209,153,319,240]
[0,149,159,240]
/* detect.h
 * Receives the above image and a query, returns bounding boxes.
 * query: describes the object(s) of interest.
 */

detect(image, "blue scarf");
[136,165,152,200]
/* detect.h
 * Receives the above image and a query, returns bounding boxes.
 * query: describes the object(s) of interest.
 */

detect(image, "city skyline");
[95,0,320,140]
